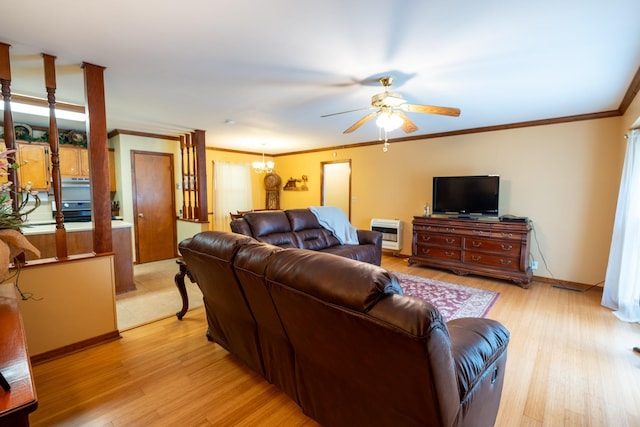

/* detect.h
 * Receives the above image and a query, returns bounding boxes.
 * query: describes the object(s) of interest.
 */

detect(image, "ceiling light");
[0,94,86,122]
[253,151,274,174]
[376,110,404,132]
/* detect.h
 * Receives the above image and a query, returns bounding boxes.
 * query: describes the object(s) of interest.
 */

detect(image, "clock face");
[264,173,281,190]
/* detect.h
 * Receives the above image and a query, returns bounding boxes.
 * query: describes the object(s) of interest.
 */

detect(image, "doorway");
[131,150,177,263]
[321,160,352,219]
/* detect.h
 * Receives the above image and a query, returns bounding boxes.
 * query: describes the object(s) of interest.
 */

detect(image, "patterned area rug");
[395,273,499,321]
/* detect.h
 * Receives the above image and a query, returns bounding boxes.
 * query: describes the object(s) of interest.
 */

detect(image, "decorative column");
[82,62,112,254]
[43,53,68,259]
[192,129,207,221]
[0,43,18,211]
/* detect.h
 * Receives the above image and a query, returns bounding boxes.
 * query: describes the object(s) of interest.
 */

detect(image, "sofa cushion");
[233,242,299,403]
[177,231,264,376]
[244,211,298,248]
[266,248,397,313]
[244,211,291,237]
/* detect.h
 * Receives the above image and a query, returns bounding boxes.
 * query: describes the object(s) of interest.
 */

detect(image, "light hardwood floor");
[30,255,640,426]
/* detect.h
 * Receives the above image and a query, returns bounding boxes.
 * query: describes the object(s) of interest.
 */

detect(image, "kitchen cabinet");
[16,141,50,191]
[59,145,89,178]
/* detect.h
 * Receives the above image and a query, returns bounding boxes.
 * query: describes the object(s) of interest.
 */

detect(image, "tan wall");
[18,256,117,356]
[109,92,640,285]
[271,116,627,286]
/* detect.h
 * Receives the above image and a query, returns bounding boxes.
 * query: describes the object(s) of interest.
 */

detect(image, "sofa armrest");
[357,229,382,246]
[447,318,510,401]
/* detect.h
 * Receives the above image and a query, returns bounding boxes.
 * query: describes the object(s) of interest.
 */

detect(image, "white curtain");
[212,161,253,232]
[602,129,640,323]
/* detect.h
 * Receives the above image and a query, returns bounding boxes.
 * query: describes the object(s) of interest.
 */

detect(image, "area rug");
[394,273,499,321]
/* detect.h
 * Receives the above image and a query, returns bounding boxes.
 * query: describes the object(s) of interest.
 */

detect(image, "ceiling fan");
[322,76,461,136]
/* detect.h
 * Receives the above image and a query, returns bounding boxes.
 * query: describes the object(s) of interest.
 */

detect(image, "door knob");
[138,213,144,218]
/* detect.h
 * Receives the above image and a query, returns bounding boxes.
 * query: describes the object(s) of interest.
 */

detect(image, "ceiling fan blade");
[402,104,461,117]
[396,111,418,133]
[321,107,373,118]
[343,111,379,134]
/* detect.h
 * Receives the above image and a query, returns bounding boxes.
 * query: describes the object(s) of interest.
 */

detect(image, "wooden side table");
[175,258,196,320]
[0,283,38,426]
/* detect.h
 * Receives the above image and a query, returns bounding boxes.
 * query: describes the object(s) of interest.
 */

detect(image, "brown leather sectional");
[230,208,383,265]
[179,230,510,427]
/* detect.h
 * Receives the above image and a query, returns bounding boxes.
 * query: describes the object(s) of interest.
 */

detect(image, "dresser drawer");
[464,251,519,270]
[464,238,521,256]
[415,233,461,248]
[415,246,461,261]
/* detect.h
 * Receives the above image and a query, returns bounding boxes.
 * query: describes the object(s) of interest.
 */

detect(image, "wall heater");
[370,218,403,251]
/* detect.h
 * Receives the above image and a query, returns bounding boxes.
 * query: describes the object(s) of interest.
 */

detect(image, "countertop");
[21,220,132,236]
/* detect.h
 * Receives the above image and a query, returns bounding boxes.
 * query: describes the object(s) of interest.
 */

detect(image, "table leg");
[175,259,191,320]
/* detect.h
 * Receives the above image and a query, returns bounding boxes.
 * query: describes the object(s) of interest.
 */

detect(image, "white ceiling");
[2,1,640,155]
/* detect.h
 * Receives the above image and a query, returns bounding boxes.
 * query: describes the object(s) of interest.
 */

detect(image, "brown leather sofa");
[230,208,383,265]
[179,230,510,427]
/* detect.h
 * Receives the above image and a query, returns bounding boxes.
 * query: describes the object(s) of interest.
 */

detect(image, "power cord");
[2,259,42,301]
[530,221,602,292]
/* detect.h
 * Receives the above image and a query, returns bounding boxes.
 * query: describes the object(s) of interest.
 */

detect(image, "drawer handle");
[423,249,431,254]
[471,255,481,261]
[445,251,455,257]
[499,259,513,265]
[472,230,487,235]
[445,238,456,244]
[443,228,455,233]
[422,236,431,241]
[500,244,513,250]
[471,241,482,247]
[501,232,514,238]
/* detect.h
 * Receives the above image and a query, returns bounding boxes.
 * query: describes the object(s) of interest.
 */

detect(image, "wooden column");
[185,133,193,219]
[179,135,187,219]
[43,53,68,259]
[193,129,208,221]
[0,42,19,212]
[82,62,112,254]
[190,132,198,219]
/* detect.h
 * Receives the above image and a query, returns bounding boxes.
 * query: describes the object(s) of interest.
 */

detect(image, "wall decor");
[283,175,308,191]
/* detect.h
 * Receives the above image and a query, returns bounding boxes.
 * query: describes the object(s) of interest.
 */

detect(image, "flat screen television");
[432,175,500,217]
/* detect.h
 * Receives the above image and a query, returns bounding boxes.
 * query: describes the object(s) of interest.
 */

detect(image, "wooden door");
[131,150,177,263]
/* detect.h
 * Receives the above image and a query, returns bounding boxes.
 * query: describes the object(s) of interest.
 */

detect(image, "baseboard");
[532,275,601,291]
[382,251,409,259]
[31,330,121,365]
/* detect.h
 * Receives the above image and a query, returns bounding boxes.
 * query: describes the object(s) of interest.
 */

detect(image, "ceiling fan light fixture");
[371,91,406,108]
[376,110,404,132]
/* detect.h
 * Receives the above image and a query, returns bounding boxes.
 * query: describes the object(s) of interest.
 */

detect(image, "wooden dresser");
[409,216,532,287]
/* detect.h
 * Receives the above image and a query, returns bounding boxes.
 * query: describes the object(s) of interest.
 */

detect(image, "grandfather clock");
[264,172,281,210]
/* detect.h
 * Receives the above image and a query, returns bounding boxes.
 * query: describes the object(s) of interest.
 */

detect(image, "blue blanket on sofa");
[309,206,359,245]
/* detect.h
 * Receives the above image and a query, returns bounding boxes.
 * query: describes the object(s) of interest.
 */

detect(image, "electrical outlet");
[531,260,539,270]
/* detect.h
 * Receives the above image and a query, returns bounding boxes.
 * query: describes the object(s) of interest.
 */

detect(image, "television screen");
[432,175,500,216]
